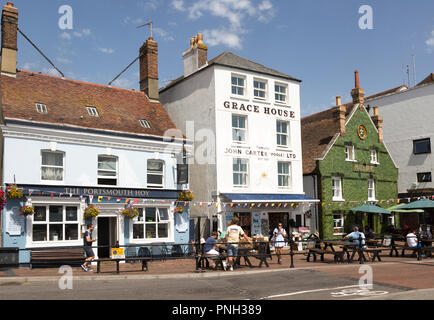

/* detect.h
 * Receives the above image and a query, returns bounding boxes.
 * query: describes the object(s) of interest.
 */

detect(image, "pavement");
[0,252,433,300]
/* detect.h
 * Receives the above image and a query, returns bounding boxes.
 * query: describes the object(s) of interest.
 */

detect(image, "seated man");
[406,229,420,248]
[344,226,371,260]
[419,225,432,240]
[204,232,226,270]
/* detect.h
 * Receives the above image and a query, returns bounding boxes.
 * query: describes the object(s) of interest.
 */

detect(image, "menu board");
[6,207,25,236]
[261,212,269,237]
[252,212,262,236]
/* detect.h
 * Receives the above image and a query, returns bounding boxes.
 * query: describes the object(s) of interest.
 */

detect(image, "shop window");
[417,172,432,183]
[41,150,64,181]
[413,138,431,154]
[98,155,118,185]
[147,159,164,188]
[32,206,79,242]
[133,207,170,240]
[333,214,344,235]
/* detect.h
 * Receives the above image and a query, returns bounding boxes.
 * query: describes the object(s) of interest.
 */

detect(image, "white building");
[365,74,434,198]
[160,34,317,238]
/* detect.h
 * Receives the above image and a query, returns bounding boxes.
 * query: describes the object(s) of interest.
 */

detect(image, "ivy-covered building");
[302,71,399,239]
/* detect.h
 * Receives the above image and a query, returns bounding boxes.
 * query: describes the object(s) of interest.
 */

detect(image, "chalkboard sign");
[177,164,188,184]
[0,248,19,267]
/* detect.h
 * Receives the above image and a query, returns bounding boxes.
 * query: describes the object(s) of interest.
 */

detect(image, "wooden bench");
[30,248,84,269]
[94,257,151,274]
[365,249,382,262]
[307,248,345,263]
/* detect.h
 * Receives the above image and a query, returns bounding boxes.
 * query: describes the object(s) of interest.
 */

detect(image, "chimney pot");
[183,33,208,77]
[336,96,342,106]
[373,106,379,116]
[7,2,14,7]
[355,70,360,88]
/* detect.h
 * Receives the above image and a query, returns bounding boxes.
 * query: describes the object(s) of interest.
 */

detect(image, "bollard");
[289,239,295,268]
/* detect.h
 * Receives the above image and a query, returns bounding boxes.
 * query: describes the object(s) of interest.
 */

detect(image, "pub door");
[268,213,289,239]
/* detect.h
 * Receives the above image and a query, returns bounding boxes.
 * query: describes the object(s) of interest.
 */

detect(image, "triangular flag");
[89,195,94,203]
[98,196,103,202]
[116,198,121,202]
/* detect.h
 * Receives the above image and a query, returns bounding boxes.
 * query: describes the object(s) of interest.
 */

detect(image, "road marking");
[331,288,389,297]
[259,285,361,299]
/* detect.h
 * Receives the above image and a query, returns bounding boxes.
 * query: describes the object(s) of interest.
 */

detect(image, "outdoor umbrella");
[349,204,391,214]
[387,203,424,213]
[398,199,434,210]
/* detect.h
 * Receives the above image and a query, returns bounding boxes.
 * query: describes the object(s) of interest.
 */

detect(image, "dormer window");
[86,107,99,117]
[36,103,47,114]
[139,119,151,128]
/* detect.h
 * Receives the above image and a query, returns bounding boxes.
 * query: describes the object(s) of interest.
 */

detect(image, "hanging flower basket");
[174,206,184,214]
[20,206,35,216]
[6,184,23,199]
[0,190,7,210]
[121,207,139,218]
[178,190,194,202]
[84,205,100,220]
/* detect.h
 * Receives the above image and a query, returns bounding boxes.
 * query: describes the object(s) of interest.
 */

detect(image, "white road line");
[260,285,361,300]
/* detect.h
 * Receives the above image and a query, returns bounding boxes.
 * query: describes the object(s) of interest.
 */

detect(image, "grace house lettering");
[223,101,295,118]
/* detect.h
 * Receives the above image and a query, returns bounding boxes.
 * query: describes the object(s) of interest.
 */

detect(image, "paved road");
[0,268,413,300]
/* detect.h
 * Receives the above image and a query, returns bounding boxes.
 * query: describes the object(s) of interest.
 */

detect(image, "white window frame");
[275,82,288,104]
[231,74,246,97]
[130,205,174,244]
[86,106,99,117]
[277,161,292,189]
[35,103,48,114]
[41,150,65,183]
[139,119,151,128]
[232,114,248,144]
[147,159,165,189]
[333,213,345,236]
[345,145,356,161]
[368,179,377,201]
[233,158,249,188]
[97,155,118,186]
[332,177,344,201]
[370,150,379,164]
[276,120,290,148]
[253,78,267,100]
[29,204,81,245]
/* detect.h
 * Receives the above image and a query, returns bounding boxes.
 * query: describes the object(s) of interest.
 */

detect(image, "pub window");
[332,177,343,201]
[32,206,79,242]
[41,150,64,181]
[345,145,355,161]
[233,158,249,187]
[368,179,376,201]
[370,150,379,164]
[36,103,48,114]
[133,207,170,240]
[333,213,344,235]
[253,78,267,100]
[97,155,118,186]
[232,114,247,143]
[231,74,246,96]
[277,120,290,147]
[413,138,431,154]
[139,119,151,128]
[417,172,432,183]
[147,160,164,188]
[86,106,99,117]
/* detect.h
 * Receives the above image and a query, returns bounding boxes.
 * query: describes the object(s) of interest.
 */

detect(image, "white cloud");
[153,27,175,41]
[60,29,91,40]
[112,78,135,88]
[426,30,434,53]
[56,57,72,64]
[173,0,275,49]
[42,67,62,76]
[98,47,115,54]
[60,32,72,40]
[202,28,242,49]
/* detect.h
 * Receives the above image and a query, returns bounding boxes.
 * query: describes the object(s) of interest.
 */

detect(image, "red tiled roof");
[1,69,177,137]
[416,73,434,87]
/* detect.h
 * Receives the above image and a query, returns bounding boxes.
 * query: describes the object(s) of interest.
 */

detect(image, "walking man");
[224,217,252,271]
[82,224,96,272]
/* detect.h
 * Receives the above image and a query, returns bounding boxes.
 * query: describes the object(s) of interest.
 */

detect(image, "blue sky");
[11,0,434,116]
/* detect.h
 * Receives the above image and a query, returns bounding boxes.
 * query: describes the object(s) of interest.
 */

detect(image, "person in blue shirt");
[204,232,226,269]
[344,226,371,260]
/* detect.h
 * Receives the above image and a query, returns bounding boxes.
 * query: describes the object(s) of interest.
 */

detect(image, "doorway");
[269,213,289,239]
[97,217,117,258]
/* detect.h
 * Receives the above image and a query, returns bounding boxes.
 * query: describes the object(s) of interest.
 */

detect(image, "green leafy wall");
[318,106,399,239]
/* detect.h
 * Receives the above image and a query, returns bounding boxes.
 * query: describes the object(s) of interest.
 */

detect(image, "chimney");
[139,37,159,101]
[371,106,383,143]
[333,96,346,137]
[351,70,365,108]
[182,33,208,77]
[1,2,18,77]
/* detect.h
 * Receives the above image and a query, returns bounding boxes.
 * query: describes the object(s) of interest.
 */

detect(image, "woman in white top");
[273,223,287,264]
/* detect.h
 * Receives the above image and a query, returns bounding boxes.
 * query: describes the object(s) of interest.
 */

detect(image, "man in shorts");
[224,217,252,271]
[82,224,96,272]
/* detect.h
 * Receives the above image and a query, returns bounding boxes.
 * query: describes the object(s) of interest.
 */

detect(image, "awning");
[387,203,424,213]
[399,199,434,210]
[220,193,319,203]
[349,204,391,214]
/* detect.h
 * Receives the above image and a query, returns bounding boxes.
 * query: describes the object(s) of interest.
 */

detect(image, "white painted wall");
[366,83,434,194]
[3,136,179,189]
